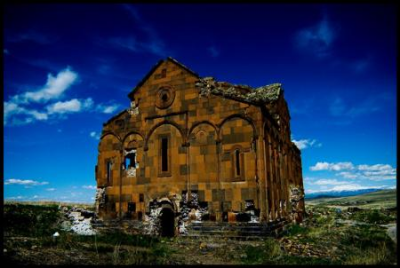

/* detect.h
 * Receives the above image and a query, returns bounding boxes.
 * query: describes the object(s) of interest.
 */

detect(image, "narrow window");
[235,149,241,176]
[106,160,112,183]
[139,193,144,202]
[138,211,143,221]
[128,202,136,212]
[161,137,168,172]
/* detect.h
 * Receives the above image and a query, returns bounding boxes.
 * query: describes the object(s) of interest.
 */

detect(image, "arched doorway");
[159,207,175,237]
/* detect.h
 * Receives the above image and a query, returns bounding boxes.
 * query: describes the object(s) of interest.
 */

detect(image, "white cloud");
[82,185,97,190]
[96,103,120,114]
[292,138,322,150]
[311,161,396,181]
[90,131,100,140]
[5,178,49,186]
[46,98,93,114]
[337,171,358,179]
[310,161,354,171]
[13,67,78,104]
[46,188,56,191]
[314,179,347,186]
[3,67,85,126]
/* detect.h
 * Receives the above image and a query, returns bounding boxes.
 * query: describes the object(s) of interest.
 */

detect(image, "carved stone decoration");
[127,100,139,116]
[155,86,175,109]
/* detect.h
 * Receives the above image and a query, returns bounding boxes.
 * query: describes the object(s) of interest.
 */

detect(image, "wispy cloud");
[82,185,97,190]
[310,161,396,181]
[292,138,322,150]
[90,131,101,140]
[295,15,336,58]
[4,67,79,125]
[46,188,56,191]
[5,178,49,186]
[208,46,220,57]
[7,30,55,45]
[329,94,389,121]
[11,67,78,104]
[95,103,120,114]
[310,161,354,171]
[4,66,122,126]
[46,98,93,114]
[104,4,169,57]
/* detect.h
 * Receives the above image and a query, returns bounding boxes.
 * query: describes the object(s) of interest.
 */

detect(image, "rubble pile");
[143,205,162,236]
[95,187,106,214]
[195,77,282,104]
[289,186,305,222]
[60,207,97,236]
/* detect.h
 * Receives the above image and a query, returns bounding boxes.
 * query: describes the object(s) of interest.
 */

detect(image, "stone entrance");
[160,206,175,237]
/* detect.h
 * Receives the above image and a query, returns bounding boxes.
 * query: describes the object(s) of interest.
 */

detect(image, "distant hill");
[306,189,397,209]
[305,188,384,200]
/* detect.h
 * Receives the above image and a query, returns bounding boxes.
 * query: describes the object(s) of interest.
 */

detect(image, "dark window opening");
[161,93,168,102]
[138,211,143,221]
[128,202,136,213]
[139,193,144,202]
[106,160,112,183]
[125,152,136,169]
[161,137,168,172]
[234,149,241,177]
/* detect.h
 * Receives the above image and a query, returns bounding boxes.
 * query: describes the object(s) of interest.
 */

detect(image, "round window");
[155,87,175,109]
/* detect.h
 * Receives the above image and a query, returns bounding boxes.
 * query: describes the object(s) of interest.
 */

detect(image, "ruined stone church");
[95,57,305,236]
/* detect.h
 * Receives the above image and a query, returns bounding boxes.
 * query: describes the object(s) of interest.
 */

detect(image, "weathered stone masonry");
[95,57,305,236]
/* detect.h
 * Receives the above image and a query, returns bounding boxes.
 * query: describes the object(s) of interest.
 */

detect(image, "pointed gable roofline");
[127,57,200,100]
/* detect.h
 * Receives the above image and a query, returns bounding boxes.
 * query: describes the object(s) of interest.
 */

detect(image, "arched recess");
[97,133,122,186]
[97,133,122,218]
[189,122,218,185]
[145,121,186,191]
[144,120,186,150]
[218,114,258,141]
[219,116,256,213]
[122,131,145,179]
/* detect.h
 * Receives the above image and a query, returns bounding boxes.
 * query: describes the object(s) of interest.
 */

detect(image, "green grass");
[4,204,60,237]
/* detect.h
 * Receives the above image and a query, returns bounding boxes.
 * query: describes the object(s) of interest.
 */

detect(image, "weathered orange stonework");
[95,57,305,235]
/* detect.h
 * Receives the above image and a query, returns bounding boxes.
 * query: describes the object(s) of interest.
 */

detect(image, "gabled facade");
[95,57,305,236]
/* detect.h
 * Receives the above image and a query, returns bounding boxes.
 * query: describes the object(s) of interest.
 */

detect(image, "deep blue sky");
[3,4,397,203]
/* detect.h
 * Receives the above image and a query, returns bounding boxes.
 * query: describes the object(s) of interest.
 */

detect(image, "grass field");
[3,189,397,265]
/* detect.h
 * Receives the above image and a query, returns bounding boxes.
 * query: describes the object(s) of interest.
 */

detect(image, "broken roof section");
[195,77,282,106]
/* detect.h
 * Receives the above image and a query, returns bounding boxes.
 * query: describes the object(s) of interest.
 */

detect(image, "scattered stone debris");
[59,207,97,236]
[95,188,106,214]
[195,77,282,104]
[289,186,305,223]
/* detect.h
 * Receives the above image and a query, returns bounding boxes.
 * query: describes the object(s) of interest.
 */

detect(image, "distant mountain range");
[304,188,385,200]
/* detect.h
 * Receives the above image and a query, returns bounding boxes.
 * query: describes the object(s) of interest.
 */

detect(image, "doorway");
[159,207,175,237]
